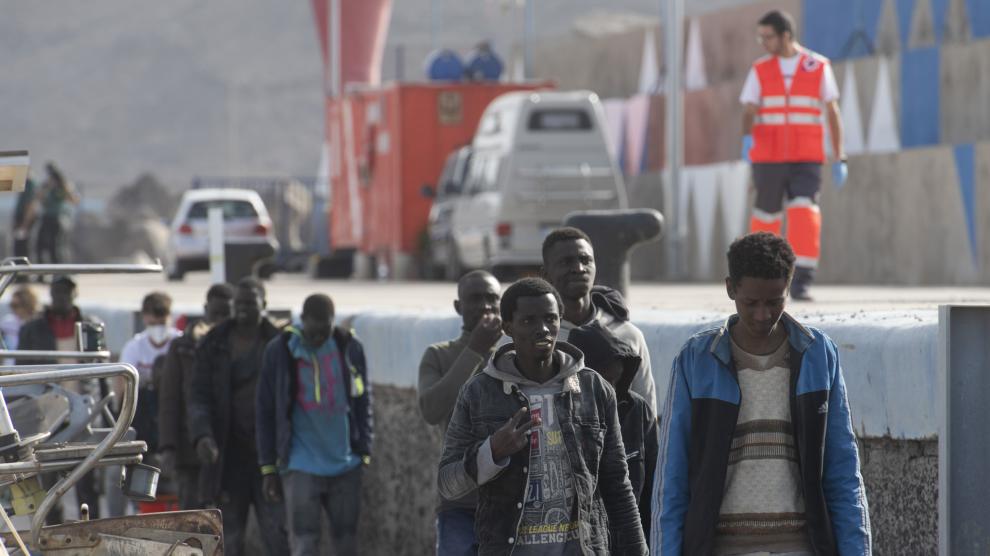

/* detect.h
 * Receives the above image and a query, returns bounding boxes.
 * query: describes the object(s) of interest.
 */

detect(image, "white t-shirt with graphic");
[514,385,580,554]
[119,328,181,387]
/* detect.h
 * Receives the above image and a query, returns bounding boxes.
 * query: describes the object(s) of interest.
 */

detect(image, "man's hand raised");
[262,475,283,503]
[196,436,220,465]
[468,313,502,355]
[490,407,541,463]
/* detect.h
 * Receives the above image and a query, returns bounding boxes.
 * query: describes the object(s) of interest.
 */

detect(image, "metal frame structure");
[938,304,990,555]
[0,258,173,553]
[0,364,140,548]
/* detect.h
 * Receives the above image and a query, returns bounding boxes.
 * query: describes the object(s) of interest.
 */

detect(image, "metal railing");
[0,363,140,548]
[0,258,163,550]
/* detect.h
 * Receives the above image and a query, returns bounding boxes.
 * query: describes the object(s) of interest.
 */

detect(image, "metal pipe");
[0,363,139,548]
[0,262,163,276]
[0,260,162,301]
[664,0,685,279]
[0,455,142,475]
[0,351,111,362]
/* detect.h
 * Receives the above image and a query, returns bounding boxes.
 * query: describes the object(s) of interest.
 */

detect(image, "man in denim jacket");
[439,278,647,555]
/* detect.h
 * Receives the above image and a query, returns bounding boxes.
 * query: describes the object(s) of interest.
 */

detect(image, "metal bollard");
[564,209,664,298]
[225,242,276,283]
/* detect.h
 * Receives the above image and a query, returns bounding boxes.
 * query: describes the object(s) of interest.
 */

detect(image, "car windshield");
[186,200,259,220]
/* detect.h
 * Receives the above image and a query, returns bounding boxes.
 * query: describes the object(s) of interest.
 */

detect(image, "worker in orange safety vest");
[740,10,847,301]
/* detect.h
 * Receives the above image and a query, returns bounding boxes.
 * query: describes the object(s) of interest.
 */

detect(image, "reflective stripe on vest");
[750,52,827,163]
[756,113,824,126]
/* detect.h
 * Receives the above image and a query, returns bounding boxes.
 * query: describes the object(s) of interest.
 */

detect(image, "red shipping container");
[326,82,552,278]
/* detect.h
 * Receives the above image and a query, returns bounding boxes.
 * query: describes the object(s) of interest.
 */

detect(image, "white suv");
[166,188,279,280]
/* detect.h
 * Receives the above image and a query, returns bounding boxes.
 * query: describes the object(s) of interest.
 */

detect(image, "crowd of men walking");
[0,9,874,553]
[1,226,873,556]
[3,277,370,556]
[420,228,870,556]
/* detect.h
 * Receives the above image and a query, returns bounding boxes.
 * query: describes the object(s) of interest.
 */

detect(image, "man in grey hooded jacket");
[438,278,647,555]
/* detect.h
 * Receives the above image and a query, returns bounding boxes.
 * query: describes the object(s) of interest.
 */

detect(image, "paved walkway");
[59,271,990,315]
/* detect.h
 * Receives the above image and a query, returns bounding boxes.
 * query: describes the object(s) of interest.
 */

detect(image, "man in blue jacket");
[256,293,373,556]
[651,232,871,555]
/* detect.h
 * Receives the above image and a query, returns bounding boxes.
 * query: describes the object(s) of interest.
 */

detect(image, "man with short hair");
[541,227,657,412]
[120,291,182,453]
[740,9,846,300]
[188,278,288,555]
[439,277,647,555]
[651,232,871,555]
[17,276,99,364]
[257,293,373,556]
[418,270,502,554]
[158,283,234,510]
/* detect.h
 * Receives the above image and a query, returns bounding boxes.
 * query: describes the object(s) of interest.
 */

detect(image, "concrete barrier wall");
[354,309,941,438]
[1,302,940,552]
[623,140,990,285]
[351,310,940,554]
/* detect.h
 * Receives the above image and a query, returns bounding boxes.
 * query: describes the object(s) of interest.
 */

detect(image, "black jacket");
[568,319,659,544]
[16,307,101,364]
[186,318,281,503]
[439,342,648,555]
[619,391,658,542]
[158,320,211,468]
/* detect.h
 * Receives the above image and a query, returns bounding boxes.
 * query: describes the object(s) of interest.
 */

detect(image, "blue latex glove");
[741,134,754,163]
[832,160,848,189]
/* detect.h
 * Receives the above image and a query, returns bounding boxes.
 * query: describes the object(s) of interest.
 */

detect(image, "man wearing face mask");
[188,278,288,555]
[158,283,234,510]
[119,292,181,455]
[256,293,372,556]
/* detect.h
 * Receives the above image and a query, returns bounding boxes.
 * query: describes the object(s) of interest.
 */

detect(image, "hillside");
[0,0,755,197]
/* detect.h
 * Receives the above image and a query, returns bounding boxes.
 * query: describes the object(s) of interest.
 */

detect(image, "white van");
[447,90,626,278]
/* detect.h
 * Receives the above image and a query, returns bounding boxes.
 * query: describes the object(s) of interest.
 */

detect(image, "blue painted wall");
[900,47,941,147]
[953,144,978,264]
[803,0,990,61]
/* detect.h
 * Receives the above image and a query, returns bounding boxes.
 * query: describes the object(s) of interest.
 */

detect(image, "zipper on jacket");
[309,353,322,403]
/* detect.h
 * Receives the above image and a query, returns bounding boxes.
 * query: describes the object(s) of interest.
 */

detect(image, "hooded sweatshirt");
[559,286,657,413]
[477,343,586,554]
[568,321,659,544]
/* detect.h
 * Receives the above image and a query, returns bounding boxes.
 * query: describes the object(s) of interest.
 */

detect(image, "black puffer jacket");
[568,320,660,544]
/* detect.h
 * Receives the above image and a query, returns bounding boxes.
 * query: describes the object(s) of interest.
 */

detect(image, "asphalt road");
[47,270,990,316]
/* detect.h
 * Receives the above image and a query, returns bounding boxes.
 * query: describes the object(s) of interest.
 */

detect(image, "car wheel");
[257,262,277,280]
[166,262,185,282]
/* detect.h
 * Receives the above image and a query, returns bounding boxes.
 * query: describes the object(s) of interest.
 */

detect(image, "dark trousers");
[220,461,289,556]
[13,237,29,259]
[437,507,478,556]
[36,215,68,264]
[133,387,158,452]
[284,466,363,556]
[42,470,100,523]
[176,466,201,510]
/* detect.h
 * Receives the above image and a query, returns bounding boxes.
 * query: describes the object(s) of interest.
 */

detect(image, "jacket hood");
[282,325,354,351]
[484,341,586,389]
[567,320,640,396]
[591,285,630,322]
